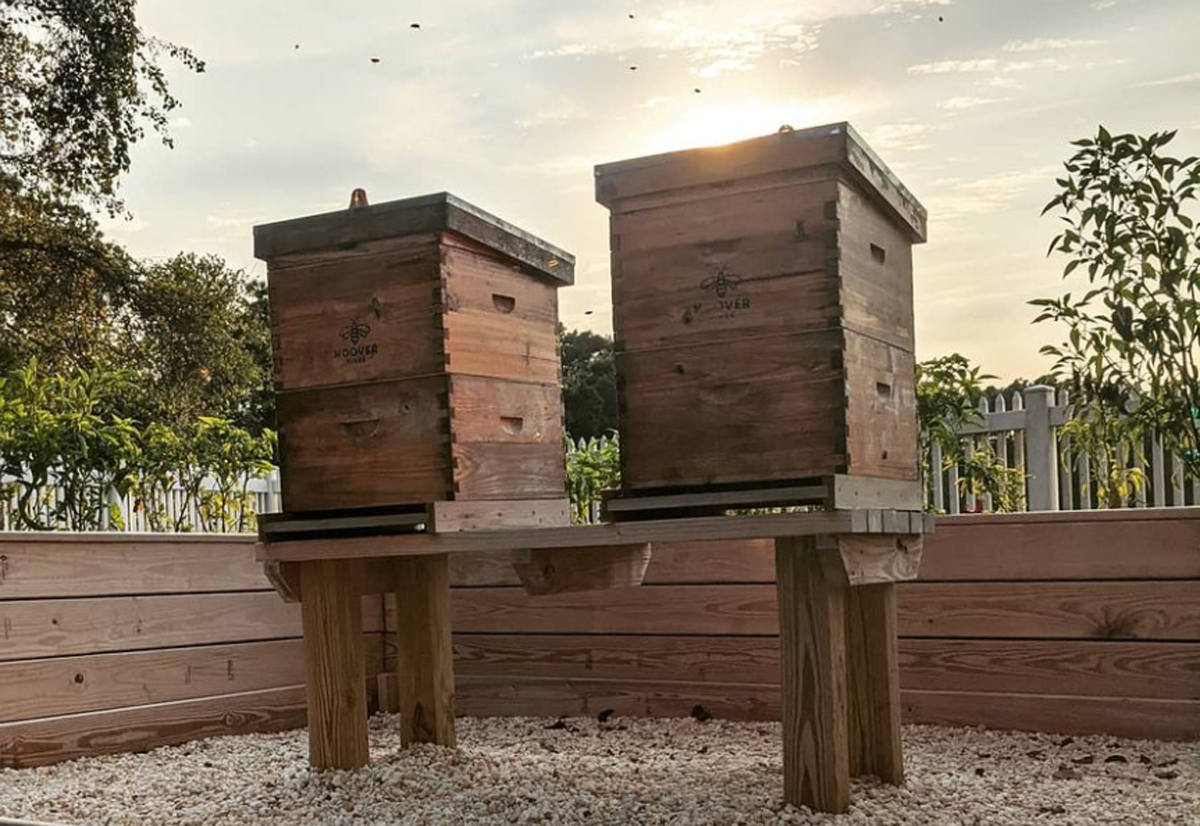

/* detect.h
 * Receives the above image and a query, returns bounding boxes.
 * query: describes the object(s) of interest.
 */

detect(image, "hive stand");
[259,508,930,814]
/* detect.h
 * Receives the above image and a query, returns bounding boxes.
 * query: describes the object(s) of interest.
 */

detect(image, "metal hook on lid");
[349,188,369,209]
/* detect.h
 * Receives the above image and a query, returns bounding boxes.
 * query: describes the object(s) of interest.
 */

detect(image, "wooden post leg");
[393,553,456,747]
[774,537,850,814]
[300,560,369,769]
[846,582,904,784]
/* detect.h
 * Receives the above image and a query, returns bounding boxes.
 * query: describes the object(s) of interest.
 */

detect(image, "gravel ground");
[0,715,1196,825]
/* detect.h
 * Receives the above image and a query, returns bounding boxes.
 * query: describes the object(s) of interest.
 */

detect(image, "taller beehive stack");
[595,123,927,499]
[254,192,573,515]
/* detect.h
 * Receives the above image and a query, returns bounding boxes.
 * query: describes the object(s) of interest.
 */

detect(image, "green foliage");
[0,360,140,530]
[561,328,617,440]
[1059,411,1146,509]
[565,435,620,524]
[0,174,139,374]
[0,359,275,531]
[0,0,204,210]
[1034,127,1200,479]
[119,254,273,433]
[917,355,1025,513]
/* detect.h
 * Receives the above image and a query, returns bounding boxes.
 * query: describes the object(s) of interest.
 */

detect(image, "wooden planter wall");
[2,509,1197,768]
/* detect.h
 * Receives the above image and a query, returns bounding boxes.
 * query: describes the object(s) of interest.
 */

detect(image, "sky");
[102,0,1200,382]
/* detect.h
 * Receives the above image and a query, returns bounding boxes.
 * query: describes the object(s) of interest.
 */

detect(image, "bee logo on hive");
[699,266,750,318]
[333,318,378,365]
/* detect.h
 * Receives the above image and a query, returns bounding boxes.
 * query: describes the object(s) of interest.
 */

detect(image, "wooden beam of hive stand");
[392,555,456,747]
[510,544,652,596]
[299,560,370,769]
[257,509,933,564]
[775,536,850,814]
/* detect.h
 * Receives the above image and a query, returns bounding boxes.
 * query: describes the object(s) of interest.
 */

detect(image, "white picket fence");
[930,385,1195,514]
[0,472,283,533]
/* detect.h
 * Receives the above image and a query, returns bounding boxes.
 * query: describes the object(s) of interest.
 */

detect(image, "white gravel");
[1,715,1196,825]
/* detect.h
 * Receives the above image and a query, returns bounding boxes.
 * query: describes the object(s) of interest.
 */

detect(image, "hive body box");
[595,123,927,494]
[254,193,574,513]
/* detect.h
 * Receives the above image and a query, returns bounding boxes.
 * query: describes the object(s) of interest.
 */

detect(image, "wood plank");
[0,636,386,724]
[898,581,1200,640]
[845,584,903,783]
[452,634,781,684]
[452,585,779,636]
[447,539,776,587]
[775,536,850,813]
[431,499,569,533]
[831,535,922,585]
[443,310,559,385]
[451,635,1200,703]
[393,555,456,747]
[0,686,309,769]
[902,690,1200,741]
[899,639,1200,700]
[445,376,564,446]
[616,331,848,491]
[442,244,559,326]
[260,510,879,562]
[268,250,442,392]
[276,375,451,511]
[451,442,566,500]
[0,592,384,660]
[0,534,266,599]
[842,330,918,482]
[510,544,652,595]
[921,515,1200,580]
[300,560,369,768]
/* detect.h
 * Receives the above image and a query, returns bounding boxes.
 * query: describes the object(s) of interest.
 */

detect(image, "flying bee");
[700,269,742,299]
[340,320,372,345]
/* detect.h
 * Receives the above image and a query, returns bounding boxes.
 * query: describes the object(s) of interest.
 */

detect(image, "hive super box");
[254,192,574,513]
[595,123,928,494]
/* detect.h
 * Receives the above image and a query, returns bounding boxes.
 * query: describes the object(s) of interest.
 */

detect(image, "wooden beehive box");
[254,192,574,515]
[595,123,927,499]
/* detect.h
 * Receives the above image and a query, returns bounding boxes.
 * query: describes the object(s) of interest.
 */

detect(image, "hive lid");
[253,191,575,284]
[595,122,927,243]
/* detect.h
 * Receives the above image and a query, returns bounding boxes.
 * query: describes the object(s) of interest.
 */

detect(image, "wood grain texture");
[446,376,563,446]
[921,514,1200,581]
[902,690,1200,741]
[0,592,384,661]
[616,330,849,490]
[430,498,570,533]
[845,584,902,783]
[443,311,559,385]
[450,635,1200,703]
[393,555,456,747]
[0,534,266,599]
[832,535,922,585]
[300,561,369,768]
[0,686,309,769]
[898,581,1200,640]
[775,537,850,814]
[268,250,442,392]
[442,242,559,326]
[277,375,451,511]
[0,636,386,723]
[452,442,566,500]
[842,331,918,482]
[510,544,652,595]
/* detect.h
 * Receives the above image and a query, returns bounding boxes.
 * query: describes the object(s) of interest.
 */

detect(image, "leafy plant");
[191,417,276,533]
[0,360,140,529]
[565,435,620,524]
[1034,127,1200,483]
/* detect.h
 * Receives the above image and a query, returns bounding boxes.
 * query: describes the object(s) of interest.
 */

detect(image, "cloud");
[1002,38,1106,52]
[937,96,999,110]
[169,116,193,129]
[909,58,999,74]
[515,99,587,130]
[866,122,940,152]
[925,166,1058,223]
[1130,72,1200,88]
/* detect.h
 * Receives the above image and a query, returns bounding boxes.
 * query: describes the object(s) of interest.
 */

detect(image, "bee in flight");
[701,269,742,298]
[340,320,372,345]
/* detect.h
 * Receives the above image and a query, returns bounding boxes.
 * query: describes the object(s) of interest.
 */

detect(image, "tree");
[561,327,617,440]
[0,0,204,210]
[1033,127,1200,479]
[0,174,139,373]
[119,254,273,434]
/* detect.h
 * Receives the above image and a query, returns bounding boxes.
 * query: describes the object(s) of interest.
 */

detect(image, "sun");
[644,100,841,155]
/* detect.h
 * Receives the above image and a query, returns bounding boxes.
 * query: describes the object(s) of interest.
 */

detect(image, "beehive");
[595,123,927,494]
[254,192,574,513]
